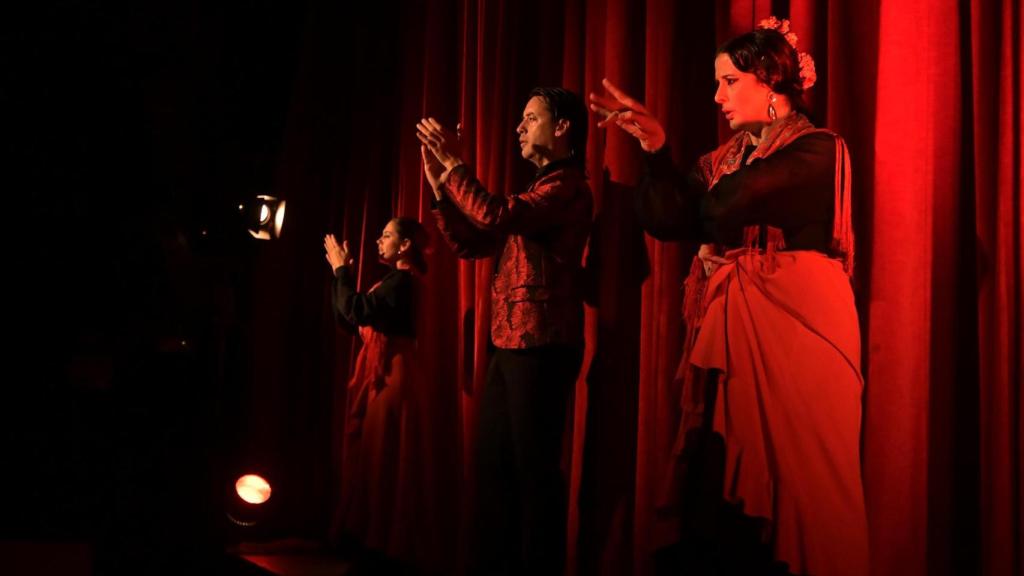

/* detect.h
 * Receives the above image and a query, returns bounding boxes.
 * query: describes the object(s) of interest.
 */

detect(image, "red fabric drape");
[973,0,1024,575]
[264,1,1024,574]
[866,0,961,572]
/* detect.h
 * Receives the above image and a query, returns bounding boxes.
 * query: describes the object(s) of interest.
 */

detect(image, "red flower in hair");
[757,16,816,90]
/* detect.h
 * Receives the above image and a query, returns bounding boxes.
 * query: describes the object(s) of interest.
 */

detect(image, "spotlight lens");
[273,201,286,236]
[259,205,271,224]
[235,474,272,504]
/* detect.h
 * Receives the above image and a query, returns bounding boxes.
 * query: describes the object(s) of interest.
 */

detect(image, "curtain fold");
[974,0,1023,575]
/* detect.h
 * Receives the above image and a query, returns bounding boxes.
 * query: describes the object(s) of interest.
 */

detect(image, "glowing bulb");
[235,474,271,505]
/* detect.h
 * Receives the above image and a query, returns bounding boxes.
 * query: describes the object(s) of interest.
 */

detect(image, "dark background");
[5,1,359,573]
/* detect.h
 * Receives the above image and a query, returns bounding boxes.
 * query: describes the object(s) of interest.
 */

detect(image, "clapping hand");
[324,234,353,271]
[416,118,463,171]
[416,118,464,198]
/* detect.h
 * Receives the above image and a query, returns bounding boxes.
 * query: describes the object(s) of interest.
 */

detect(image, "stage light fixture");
[227,473,273,528]
[239,195,286,240]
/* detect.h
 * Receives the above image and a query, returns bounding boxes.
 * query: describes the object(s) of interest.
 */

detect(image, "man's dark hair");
[528,87,588,165]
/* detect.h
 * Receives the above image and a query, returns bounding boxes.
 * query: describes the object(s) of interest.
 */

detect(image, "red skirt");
[675,249,869,576]
[339,326,425,566]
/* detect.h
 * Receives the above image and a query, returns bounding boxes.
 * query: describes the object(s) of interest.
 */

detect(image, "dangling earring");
[768,94,778,121]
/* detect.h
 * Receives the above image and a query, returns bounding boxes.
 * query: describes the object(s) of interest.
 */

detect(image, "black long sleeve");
[636,132,838,253]
[634,146,703,242]
[332,267,415,337]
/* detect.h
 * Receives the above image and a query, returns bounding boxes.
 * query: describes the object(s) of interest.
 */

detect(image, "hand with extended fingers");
[416,118,464,194]
[419,144,447,198]
[589,78,666,153]
[416,117,461,168]
[324,233,353,271]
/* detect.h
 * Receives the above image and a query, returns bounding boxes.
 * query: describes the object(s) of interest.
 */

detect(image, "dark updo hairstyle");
[391,217,430,274]
[528,86,589,166]
[718,28,806,112]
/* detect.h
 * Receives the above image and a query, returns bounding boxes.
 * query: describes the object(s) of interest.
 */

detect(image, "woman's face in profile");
[377,220,407,266]
[714,53,773,133]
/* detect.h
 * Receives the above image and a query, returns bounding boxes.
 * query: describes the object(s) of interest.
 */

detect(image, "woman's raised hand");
[324,234,353,271]
[589,78,666,152]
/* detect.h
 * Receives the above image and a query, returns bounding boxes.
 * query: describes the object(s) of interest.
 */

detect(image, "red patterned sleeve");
[444,165,584,235]
[430,196,501,260]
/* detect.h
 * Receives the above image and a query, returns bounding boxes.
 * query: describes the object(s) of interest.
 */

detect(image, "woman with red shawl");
[591,18,869,576]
